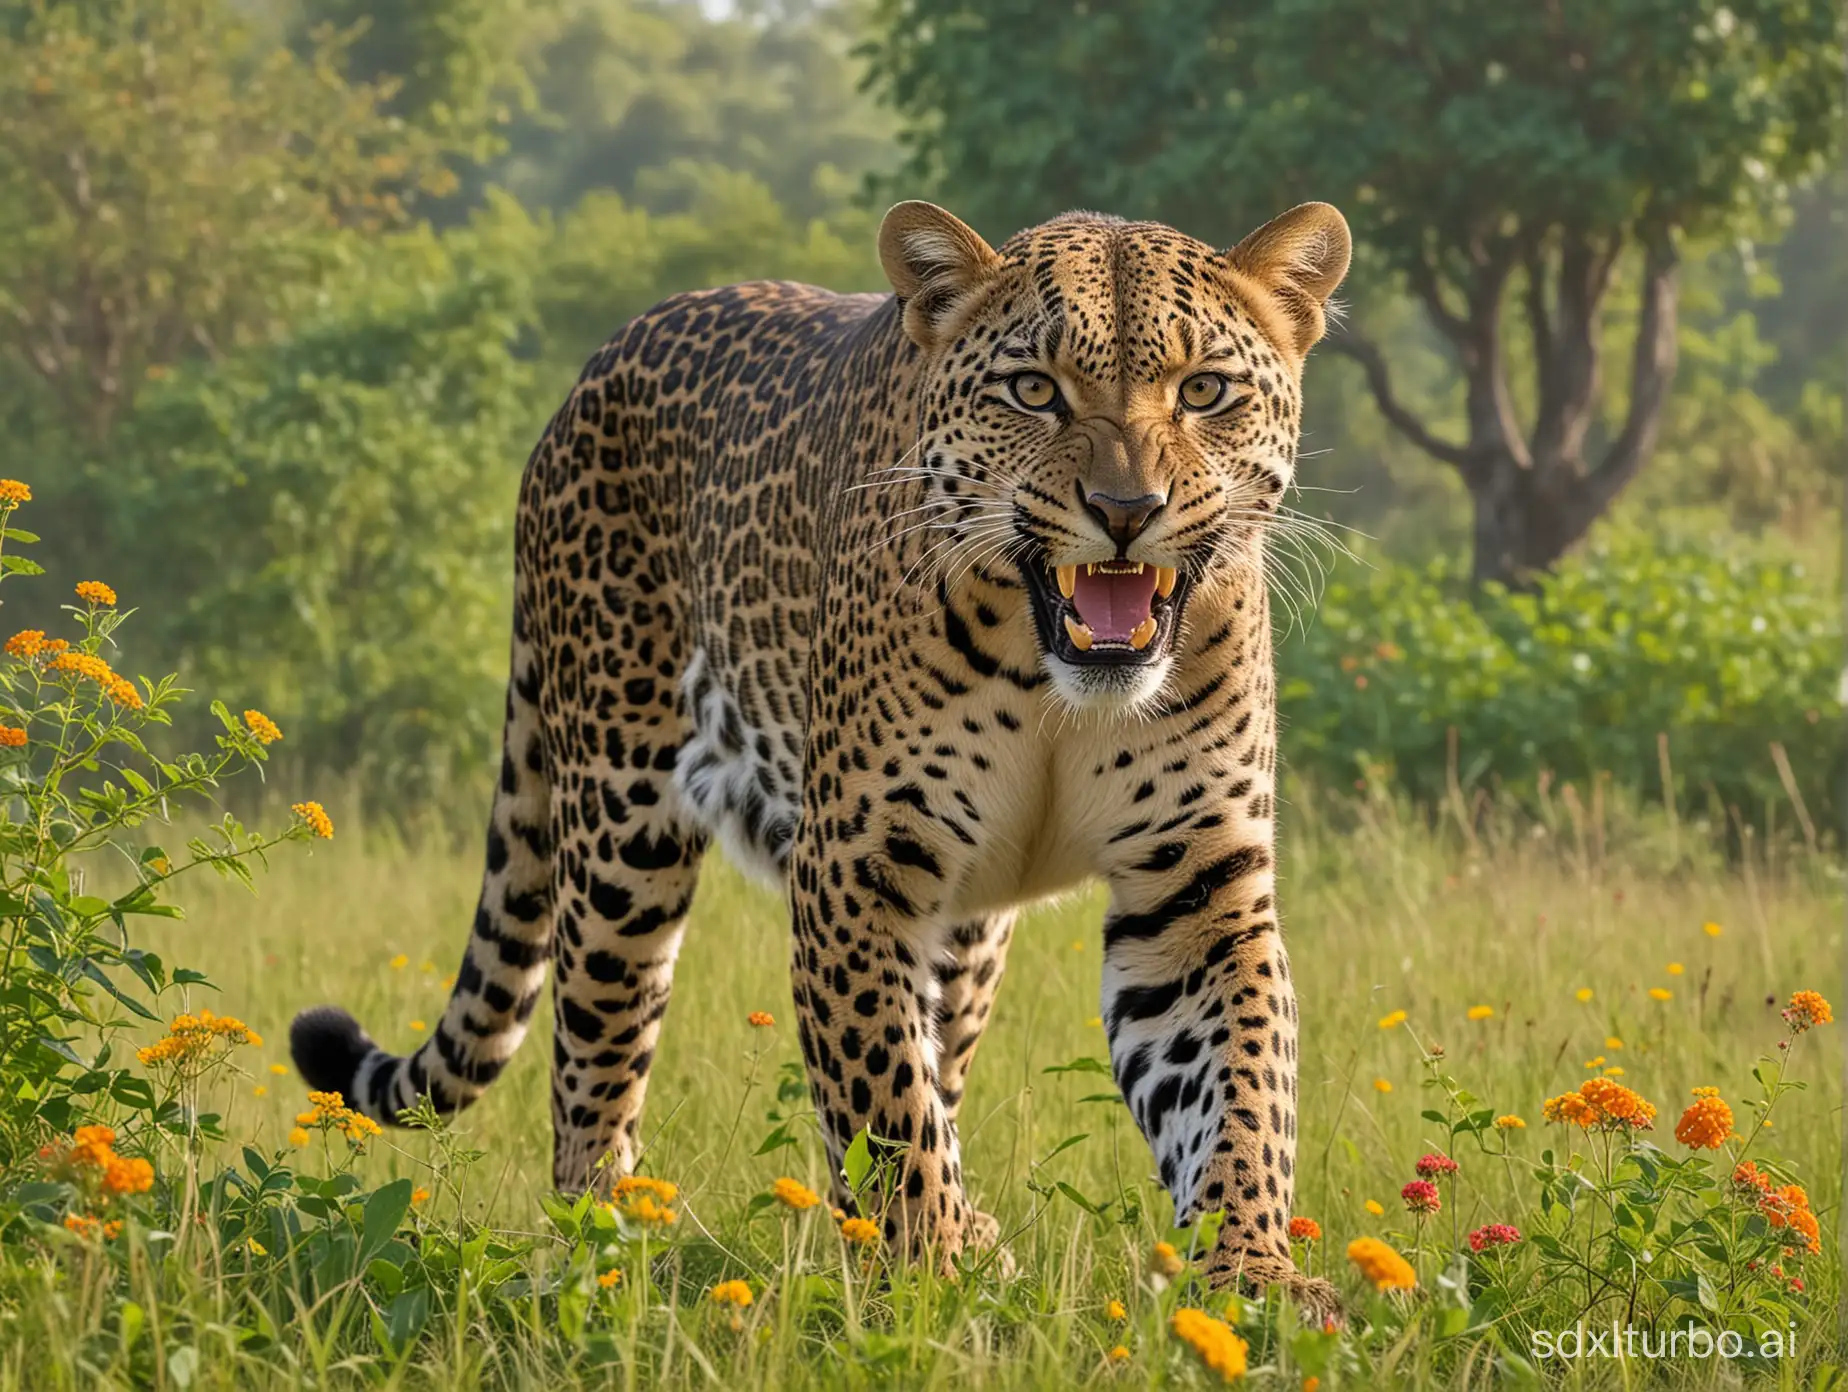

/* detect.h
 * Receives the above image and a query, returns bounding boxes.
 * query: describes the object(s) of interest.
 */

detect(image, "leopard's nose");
[1082,489,1166,553]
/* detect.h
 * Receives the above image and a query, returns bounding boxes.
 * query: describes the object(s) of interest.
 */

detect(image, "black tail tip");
[290,1005,376,1095]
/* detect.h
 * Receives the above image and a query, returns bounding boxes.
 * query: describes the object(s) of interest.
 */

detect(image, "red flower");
[1467,1223,1521,1252]
[1400,1180,1441,1215]
[1415,1152,1459,1180]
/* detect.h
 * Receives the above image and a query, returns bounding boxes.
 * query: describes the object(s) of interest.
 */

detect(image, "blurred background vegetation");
[1,0,1840,839]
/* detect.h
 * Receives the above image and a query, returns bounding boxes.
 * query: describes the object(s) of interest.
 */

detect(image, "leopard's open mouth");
[1018,553,1193,668]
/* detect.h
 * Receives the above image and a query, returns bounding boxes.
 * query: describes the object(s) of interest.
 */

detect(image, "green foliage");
[1277,528,1842,831]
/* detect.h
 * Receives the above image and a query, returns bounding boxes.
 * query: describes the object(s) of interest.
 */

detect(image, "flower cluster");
[243,709,283,745]
[74,581,117,607]
[1783,990,1832,1033]
[1673,1087,1735,1150]
[771,1176,820,1211]
[838,1215,880,1246]
[1288,1215,1322,1242]
[710,1279,753,1308]
[1467,1223,1522,1253]
[1759,1183,1821,1256]
[747,1010,775,1028]
[1170,1308,1249,1382]
[43,1125,155,1237]
[289,1091,382,1149]
[610,1174,679,1226]
[1346,1236,1417,1291]
[1543,1077,1657,1131]
[1150,1240,1184,1276]
[21,638,144,709]
[291,800,334,840]
[136,1007,263,1072]
[1400,1180,1441,1215]
[1414,1152,1458,1179]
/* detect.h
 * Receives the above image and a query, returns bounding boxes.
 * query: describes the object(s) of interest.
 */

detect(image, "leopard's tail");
[291,503,554,1125]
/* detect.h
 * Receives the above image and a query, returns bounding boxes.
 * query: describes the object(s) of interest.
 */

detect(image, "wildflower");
[1401,1180,1440,1215]
[1288,1216,1322,1242]
[243,709,283,745]
[1493,1114,1526,1130]
[1467,1223,1522,1252]
[1414,1153,1458,1180]
[246,1237,265,1255]
[610,1174,680,1226]
[137,1008,263,1071]
[0,726,25,748]
[412,1187,431,1205]
[2,630,41,659]
[291,801,334,839]
[63,1213,101,1238]
[1666,962,1684,976]
[1364,1199,1385,1216]
[1303,1380,1319,1392]
[839,1216,880,1246]
[1578,1077,1657,1129]
[1106,1299,1128,1321]
[613,1175,679,1205]
[1107,1345,1130,1364]
[1761,1185,1821,1255]
[269,1063,288,1075]
[1466,1005,1494,1021]
[710,1279,753,1308]
[69,1125,117,1167]
[103,1154,154,1195]
[1346,1236,1416,1291]
[289,1127,311,1147]
[1151,1240,1185,1276]
[1087,1016,1103,1027]
[1784,990,1832,1032]
[1675,1088,1734,1150]
[1603,1066,1624,1076]
[389,953,409,970]
[106,676,143,709]
[1170,1307,1249,1382]
[1377,1009,1407,1029]
[1649,988,1673,1001]
[1731,1161,1773,1197]
[1584,1057,1605,1070]
[75,581,117,606]
[1702,921,1723,937]
[1605,1037,1624,1050]
[253,1085,268,1097]
[1372,1078,1392,1093]
[747,1010,775,1027]
[1575,988,1593,1002]
[1543,1092,1598,1127]
[0,480,31,504]
[598,1268,623,1288]
[294,1090,382,1147]
[772,1177,821,1211]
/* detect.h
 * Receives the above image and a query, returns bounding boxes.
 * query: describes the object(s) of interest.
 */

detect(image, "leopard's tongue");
[1071,567,1158,642]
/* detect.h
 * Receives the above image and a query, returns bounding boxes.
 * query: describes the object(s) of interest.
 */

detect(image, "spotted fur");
[292,199,1350,1318]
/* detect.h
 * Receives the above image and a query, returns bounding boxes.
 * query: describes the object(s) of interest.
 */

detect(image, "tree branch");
[1580,233,1679,519]
[1326,331,1473,468]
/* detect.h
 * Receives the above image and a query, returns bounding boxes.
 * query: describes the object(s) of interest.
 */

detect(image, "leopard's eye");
[1179,372,1228,412]
[1008,372,1060,411]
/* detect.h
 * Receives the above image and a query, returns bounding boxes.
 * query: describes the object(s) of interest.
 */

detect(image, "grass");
[9,784,1843,1389]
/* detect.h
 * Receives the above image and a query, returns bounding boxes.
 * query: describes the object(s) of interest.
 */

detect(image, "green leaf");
[1042,1056,1113,1076]
[1,555,46,576]
[358,1179,415,1265]
[385,1287,431,1354]
[842,1127,874,1193]
[1054,1181,1103,1215]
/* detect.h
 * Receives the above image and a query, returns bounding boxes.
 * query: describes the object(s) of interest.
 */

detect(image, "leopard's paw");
[1205,1250,1344,1328]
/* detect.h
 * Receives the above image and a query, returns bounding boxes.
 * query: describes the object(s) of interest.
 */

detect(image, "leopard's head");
[879,200,1349,711]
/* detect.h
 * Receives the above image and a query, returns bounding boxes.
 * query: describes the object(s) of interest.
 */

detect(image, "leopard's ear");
[879,201,1001,348]
[1225,202,1351,353]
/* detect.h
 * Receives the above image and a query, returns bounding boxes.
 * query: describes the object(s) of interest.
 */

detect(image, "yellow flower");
[1674,1088,1734,1149]
[1107,1345,1130,1364]
[1151,1240,1184,1276]
[288,1127,311,1147]
[1377,1010,1407,1029]
[1106,1299,1128,1321]
[1364,1199,1385,1216]
[74,581,117,607]
[772,1177,821,1211]
[1649,988,1672,1001]
[0,480,31,504]
[253,1085,268,1098]
[1666,962,1684,976]
[242,709,283,745]
[106,676,143,709]
[441,975,456,990]
[0,726,26,748]
[1466,1005,1494,1021]
[136,1007,262,1071]
[269,1063,288,1076]
[839,1216,880,1246]
[1087,1016,1103,1028]
[4,630,43,659]
[389,954,409,971]
[1170,1308,1249,1382]
[1575,988,1594,1003]
[710,1279,754,1309]
[1346,1236,1417,1291]
[598,1268,623,1288]
[247,1237,267,1256]
[1702,921,1723,937]
[1605,1037,1624,1050]
[1493,1115,1525,1130]
[1602,1066,1624,1076]
[1584,1057,1605,1070]
[747,1010,775,1028]
[409,1020,426,1032]
[1372,1078,1392,1093]
[292,801,334,839]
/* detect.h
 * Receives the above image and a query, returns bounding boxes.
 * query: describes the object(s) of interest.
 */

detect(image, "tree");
[864,0,1844,586]
[0,0,454,444]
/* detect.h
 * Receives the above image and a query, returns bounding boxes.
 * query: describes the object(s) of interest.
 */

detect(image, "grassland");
[11,783,1843,1389]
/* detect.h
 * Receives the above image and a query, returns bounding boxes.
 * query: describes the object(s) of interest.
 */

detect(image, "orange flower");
[1784,991,1832,1032]
[0,726,25,748]
[0,480,31,504]
[1151,1240,1184,1276]
[1288,1216,1322,1242]
[1346,1236,1416,1291]
[839,1216,880,1246]
[1761,1184,1822,1255]
[1170,1308,1249,1381]
[4,630,44,659]
[1106,1299,1128,1321]
[709,1279,753,1308]
[1674,1088,1734,1149]
[771,1177,820,1210]
[747,1010,775,1027]
[75,581,117,607]
[102,1154,154,1195]
[243,709,283,745]
[1732,1161,1773,1197]
[291,801,334,839]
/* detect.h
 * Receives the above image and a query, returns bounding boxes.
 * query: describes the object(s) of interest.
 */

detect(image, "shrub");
[1277,529,1842,837]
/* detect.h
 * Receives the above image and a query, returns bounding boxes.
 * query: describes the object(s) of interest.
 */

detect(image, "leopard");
[291,196,1351,1318]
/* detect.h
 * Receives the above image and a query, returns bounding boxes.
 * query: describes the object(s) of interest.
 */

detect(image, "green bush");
[1277,529,1843,837]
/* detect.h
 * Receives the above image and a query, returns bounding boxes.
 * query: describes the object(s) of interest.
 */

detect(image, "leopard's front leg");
[788,845,975,1275]
[1103,838,1340,1324]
